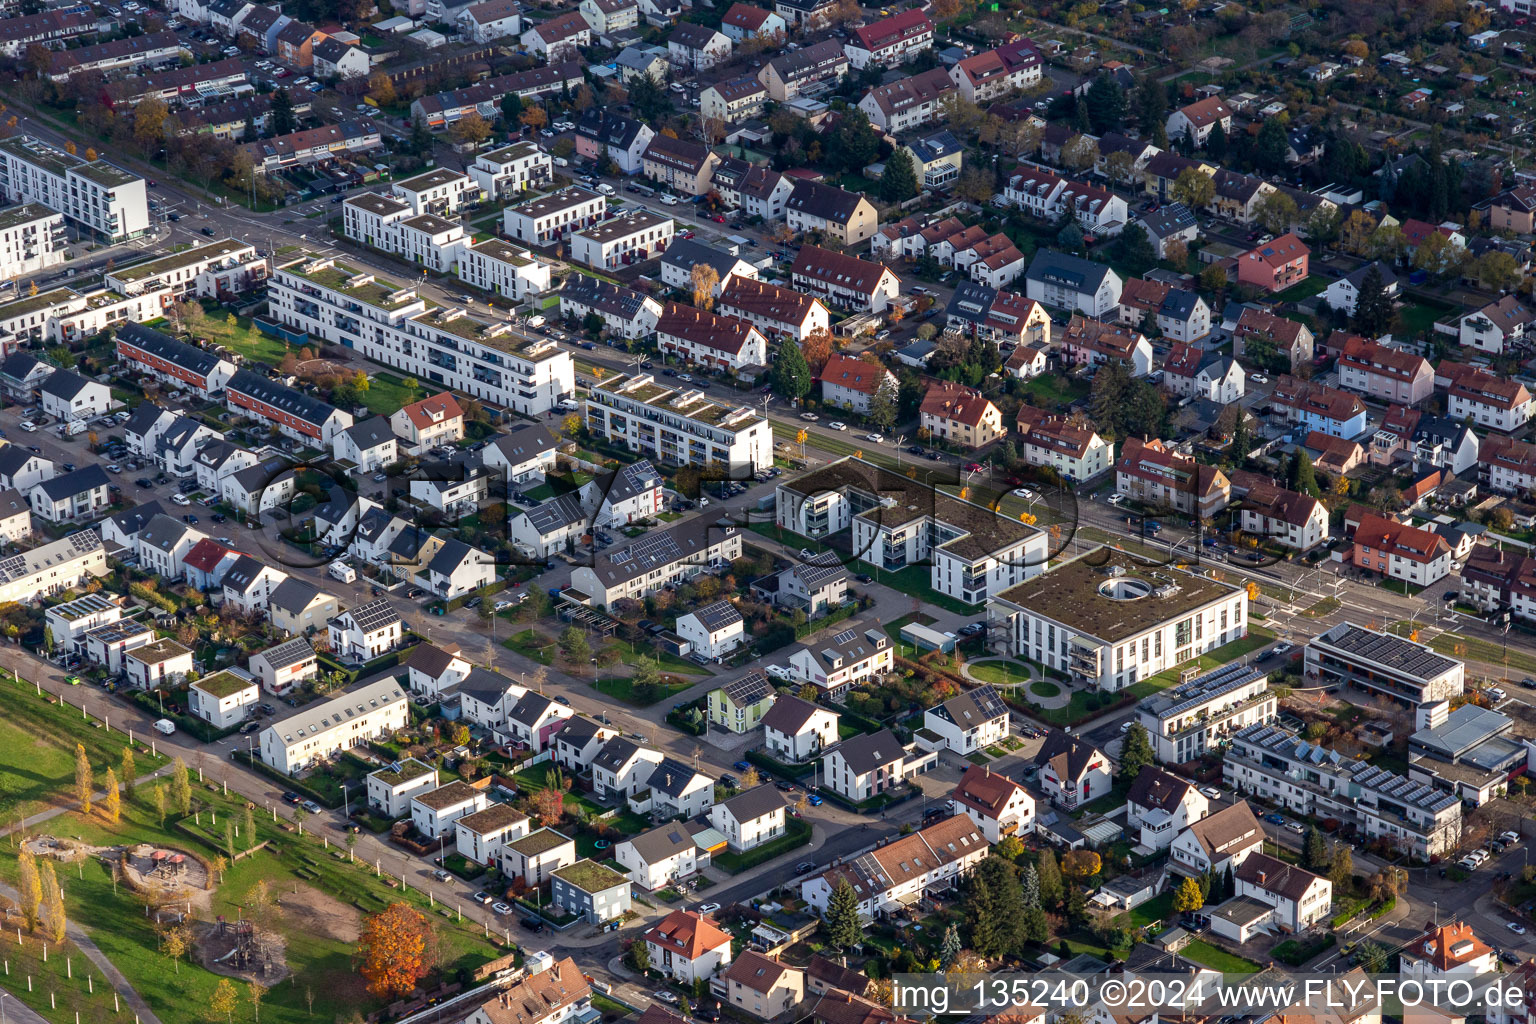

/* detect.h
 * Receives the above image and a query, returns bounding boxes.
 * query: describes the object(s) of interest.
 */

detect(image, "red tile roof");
[644,910,733,961]
[820,353,891,395]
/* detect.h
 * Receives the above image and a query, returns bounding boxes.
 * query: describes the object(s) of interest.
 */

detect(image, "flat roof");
[1312,623,1460,682]
[552,858,628,893]
[110,239,252,283]
[279,255,421,312]
[0,204,58,231]
[192,670,256,698]
[994,549,1240,642]
[369,757,435,785]
[1410,704,1509,759]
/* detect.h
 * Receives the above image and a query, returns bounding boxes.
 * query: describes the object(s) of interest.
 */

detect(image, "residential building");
[504,188,607,246]
[761,694,840,763]
[922,685,1008,754]
[455,804,531,865]
[500,828,577,886]
[785,181,879,247]
[551,860,631,924]
[246,636,319,694]
[682,602,748,663]
[590,737,666,799]
[668,22,730,69]
[29,465,110,523]
[616,820,716,890]
[990,548,1247,691]
[949,764,1034,842]
[0,204,64,281]
[570,210,674,271]
[1161,344,1242,403]
[225,367,352,445]
[700,77,771,124]
[1024,249,1122,317]
[221,555,289,616]
[758,39,847,101]
[1058,315,1153,377]
[718,277,828,342]
[787,624,893,701]
[818,353,895,416]
[1440,360,1533,432]
[559,275,663,340]
[857,67,953,133]
[581,0,640,34]
[710,160,791,220]
[946,283,1051,349]
[0,136,149,243]
[1168,800,1264,877]
[1351,512,1453,587]
[776,459,1048,607]
[1233,307,1314,369]
[1032,730,1112,809]
[821,728,913,801]
[719,953,804,1020]
[574,110,656,175]
[1012,407,1112,481]
[257,677,408,774]
[948,39,1043,102]
[1226,722,1462,859]
[1400,921,1496,980]
[45,594,123,656]
[39,369,112,424]
[1166,97,1232,146]
[462,958,590,1024]
[457,0,521,40]
[801,814,987,919]
[1269,376,1368,439]
[188,670,259,729]
[456,238,551,301]
[390,393,464,456]
[1227,853,1332,934]
[124,639,194,691]
[918,381,1004,449]
[469,143,552,202]
[1337,336,1433,406]
[633,756,716,818]
[411,780,491,839]
[903,131,965,191]
[1304,622,1465,707]
[720,2,785,41]
[789,246,900,313]
[706,669,772,732]
[1235,233,1310,293]
[553,717,619,773]
[584,373,772,478]
[844,8,932,67]
[520,11,590,60]
[1115,437,1231,516]
[0,488,30,544]
[643,135,722,197]
[709,785,786,852]
[659,239,756,296]
[654,304,767,373]
[1238,480,1330,551]
[326,598,403,662]
[1323,262,1399,317]
[366,758,438,818]
[1126,765,1209,850]
[644,911,734,984]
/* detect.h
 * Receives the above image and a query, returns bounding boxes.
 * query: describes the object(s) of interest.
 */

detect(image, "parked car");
[472,891,494,904]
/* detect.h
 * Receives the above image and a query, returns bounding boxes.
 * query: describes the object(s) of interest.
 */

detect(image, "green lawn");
[1019,373,1091,411]
[192,310,293,365]
[1030,680,1061,697]
[1116,891,1177,929]
[607,642,709,676]
[592,677,694,705]
[1394,625,1536,676]
[1182,938,1261,972]
[711,818,813,872]
[361,371,422,417]
[1272,276,1330,303]
[849,558,975,615]
[1128,628,1276,695]
[0,675,169,820]
[503,629,556,664]
[968,660,1035,686]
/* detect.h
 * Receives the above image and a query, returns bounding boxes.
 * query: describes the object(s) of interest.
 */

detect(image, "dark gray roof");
[117,323,227,378]
[646,756,707,796]
[122,402,172,438]
[0,444,45,480]
[1159,288,1204,322]
[508,690,561,727]
[718,783,784,823]
[592,736,647,772]
[230,456,292,495]
[661,238,746,279]
[39,368,96,402]
[931,684,1006,728]
[808,624,887,672]
[786,179,865,225]
[427,538,486,577]
[760,693,827,735]
[523,492,589,536]
[1344,260,1399,288]
[0,353,50,383]
[555,715,608,747]
[227,369,342,428]
[575,108,650,150]
[341,415,397,452]
[587,519,739,588]
[560,274,654,321]
[268,576,325,615]
[459,665,516,707]
[222,554,271,593]
[625,821,700,863]
[155,415,210,456]
[103,500,166,538]
[1138,202,1198,239]
[36,464,110,502]
[487,422,558,468]
[828,727,904,774]
[1026,248,1114,294]
[596,459,661,509]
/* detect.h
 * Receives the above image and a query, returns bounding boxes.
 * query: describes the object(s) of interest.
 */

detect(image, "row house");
[1057,315,1152,377]
[1370,405,1479,476]
[106,238,267,302]
[948,38,1042,103]
[225,368,352,445]
[800,815,989,920]
[1439,361,1533,432]
[642,135,721,197]
[1480,435,1536,495]
[1336,335,1434,406]
[116,323,236,397]
[654,303,768,373]
[789,245,901,314]
[718,276,828,341]
[844,8,932,67]
[857,67,954,133]
[469,143,553,201]
[659,239,757,296]
[559,275,663,339]
[1014,406,1112,481]
[710,159,790,220]
[570,210,675,271]
[409,63,584,126]
[1115,437,1231,517]
[1268,376,1368,440]
[700,77,771,125]
[1352,512,1454,587]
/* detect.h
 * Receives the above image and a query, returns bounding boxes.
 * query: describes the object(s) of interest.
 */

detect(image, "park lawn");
[1181,939,1261,973]
[0,676,169,820]
[360,372,421,417]
[1395,625,1536,676]
[593,677,694,705]
[193,310,292,366]
[968,660,1034,686]
[607,643,709,677]
[1127,628,1276,696]
[503,629,555,664]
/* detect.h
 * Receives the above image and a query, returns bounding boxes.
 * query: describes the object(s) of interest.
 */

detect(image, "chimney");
[1257,870,1266,885]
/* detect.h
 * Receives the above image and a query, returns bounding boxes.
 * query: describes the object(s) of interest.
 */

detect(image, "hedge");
[712,818,813,873]
[746,749,815,779]
[1272,933,1335,967]
[233,750,346,809]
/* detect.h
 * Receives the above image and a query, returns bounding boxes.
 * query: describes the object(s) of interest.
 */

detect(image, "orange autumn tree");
[357,903,431,999]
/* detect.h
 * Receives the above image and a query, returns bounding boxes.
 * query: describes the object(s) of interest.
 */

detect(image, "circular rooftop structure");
[1098,577,1152,601]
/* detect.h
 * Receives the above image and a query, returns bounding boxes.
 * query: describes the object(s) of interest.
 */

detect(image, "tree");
[162,925,188,974]
[41,860,65,943]
[690,263,720,311]
[1303,827,1329,871]
[939,925,962,969]
[1350,264,1395,337]
[1253,118,1289,174]
[249,981,267,1024]
[1171,875,1204,913]
[1108,224,1157,277]
[366,73,396,108]
[451,112,492,146]
[1369,225,1405,264]
[1172,167,1215,209]
[629,73,672,122]
[104,767,121,824]
[1061,134,1099,172]
[357,903,431,999]
[772,339,813,403]
[245,803,258,850]
[1036,848,1063,907]
[558,626,591,666]
[519,105,548,132]
[151,784,167,827]
[1119,723,1154,782]
[1356,940,1389,974]
[1022,904,1048,945]
[1085,75,1126,134]
[1205,118,1227,160]
[74,742,93,813]
[17,847,41,931]
[1289,450,1321,499]
[1257,191,1299,236]
[1020,862,1040,908]
[208,979,239,1024]
[868,382,898,432]
[955,167,995,204]
[1199,264,1227,294]
[740,765,760,789]
[880,148,919,203]
[965,856,1025,958]
[269,88,296,137]
[801,328,834,373]
[1329,845,1353,887]
[121,746,137,798]
[1061,849,1101,882]
[171,756,191,815]
[630,940,651,973]
[824,879,863,948]
[1473,251,1522,292]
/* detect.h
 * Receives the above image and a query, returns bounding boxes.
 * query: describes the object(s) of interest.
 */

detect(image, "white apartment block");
[585,372,772,475]
[1137,664,1276,763]
[570,210,674,271]
[456,238,552,300]
[268,254,575,415]
[0,204,64,280]
[990,549,1248,692]
[569,520,743,610]
[391,167,479,216]
[257,678,409,775]
[0,136,150,243]
[504,187,607,247]
[106,238,266,301]
[469,143,553,201]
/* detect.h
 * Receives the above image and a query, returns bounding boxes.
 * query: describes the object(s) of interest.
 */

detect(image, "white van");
[597,183,616,196]
[154,719,176,735]
[660,194,679,206]
[328,561,357,583]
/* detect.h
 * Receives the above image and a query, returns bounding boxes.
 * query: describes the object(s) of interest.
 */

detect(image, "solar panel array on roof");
[345,598,400,633]
[1318,623,1459,680]
[1157,664,1265,719]
[831,628,858,645]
